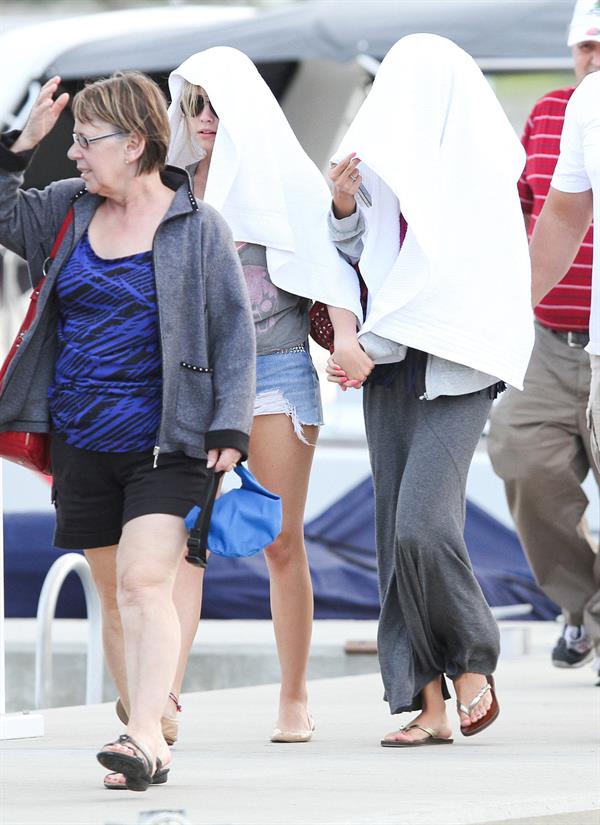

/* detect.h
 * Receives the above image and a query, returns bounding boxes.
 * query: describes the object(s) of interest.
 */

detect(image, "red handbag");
[308,299,338,353]
[0,208,73,474]
[309,270,369,352]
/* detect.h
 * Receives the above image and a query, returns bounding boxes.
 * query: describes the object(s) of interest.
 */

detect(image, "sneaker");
[551,625,593,668]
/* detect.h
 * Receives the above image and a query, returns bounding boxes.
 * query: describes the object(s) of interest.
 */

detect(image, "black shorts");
[50,435,210,550]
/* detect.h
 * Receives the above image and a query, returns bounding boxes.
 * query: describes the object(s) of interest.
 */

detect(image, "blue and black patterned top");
[48,231,162,452]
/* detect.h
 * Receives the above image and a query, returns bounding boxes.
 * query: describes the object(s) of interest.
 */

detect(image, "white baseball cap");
[568,0,600,46]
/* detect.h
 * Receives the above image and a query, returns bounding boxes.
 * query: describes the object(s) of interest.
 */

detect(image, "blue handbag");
[185,465,282,567]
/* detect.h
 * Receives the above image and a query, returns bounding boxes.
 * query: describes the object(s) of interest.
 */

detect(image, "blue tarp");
[3,477,558,620]
[303,477,559,620]
[4,513,86,618]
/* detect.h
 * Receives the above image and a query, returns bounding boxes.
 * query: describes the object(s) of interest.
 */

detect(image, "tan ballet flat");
[115,692,181,746]
[270,715,315,743]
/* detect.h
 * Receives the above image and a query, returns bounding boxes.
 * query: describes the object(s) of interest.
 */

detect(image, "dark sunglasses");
[180,95,218,119]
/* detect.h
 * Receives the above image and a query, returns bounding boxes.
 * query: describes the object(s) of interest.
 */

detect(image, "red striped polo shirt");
[519,87,592,330]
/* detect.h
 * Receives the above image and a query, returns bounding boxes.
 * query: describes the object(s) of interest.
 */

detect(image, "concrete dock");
[1,623,599,825]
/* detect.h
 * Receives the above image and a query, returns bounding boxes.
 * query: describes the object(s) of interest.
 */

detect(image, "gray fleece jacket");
[0,132,255,460]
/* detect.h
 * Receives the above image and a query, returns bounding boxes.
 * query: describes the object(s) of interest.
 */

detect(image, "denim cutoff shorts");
[254,343,323,443]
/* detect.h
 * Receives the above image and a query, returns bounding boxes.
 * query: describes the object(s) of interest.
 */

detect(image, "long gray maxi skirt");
[363,362,500,714]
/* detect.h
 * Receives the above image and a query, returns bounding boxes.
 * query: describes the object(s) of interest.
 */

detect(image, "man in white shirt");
[488,2,600,675]
[487,0,600,668]
[531,53,600,686]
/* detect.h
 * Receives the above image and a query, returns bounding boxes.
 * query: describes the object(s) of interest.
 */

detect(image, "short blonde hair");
[72,72,169,175]
[180,80,203,119]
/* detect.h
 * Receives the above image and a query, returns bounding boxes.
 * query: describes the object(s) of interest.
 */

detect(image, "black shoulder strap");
[185,469,223,567]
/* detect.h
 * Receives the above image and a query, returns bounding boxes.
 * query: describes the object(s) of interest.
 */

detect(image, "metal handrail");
[35,553,103,709]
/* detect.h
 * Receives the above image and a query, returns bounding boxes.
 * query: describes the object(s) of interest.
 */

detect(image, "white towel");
[332,34,534,389]
[168,47,362,318]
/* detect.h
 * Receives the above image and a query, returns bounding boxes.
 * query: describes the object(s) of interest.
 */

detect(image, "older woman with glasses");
[0,72,255,789]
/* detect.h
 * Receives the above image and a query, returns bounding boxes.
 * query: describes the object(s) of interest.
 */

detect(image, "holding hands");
[325,307,374,390]
[12,76,69,153]
[327,342,374,392]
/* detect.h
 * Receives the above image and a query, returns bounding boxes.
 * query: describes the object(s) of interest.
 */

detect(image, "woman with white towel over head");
[164,46,369,744]
[326,34,534,746]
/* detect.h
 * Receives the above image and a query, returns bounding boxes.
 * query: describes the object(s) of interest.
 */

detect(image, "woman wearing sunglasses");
[325,35,535,747]
[0,72,255,789]
[159,46,368,746]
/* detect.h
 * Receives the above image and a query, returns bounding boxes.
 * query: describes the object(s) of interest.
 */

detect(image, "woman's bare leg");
[86,542,202,722]
[85,545,128,707]
[101,513,187,771]
[166,558,205,714]
[248,413,317,732]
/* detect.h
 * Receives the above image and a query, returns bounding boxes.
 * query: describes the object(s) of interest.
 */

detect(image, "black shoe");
[551,630,593,669]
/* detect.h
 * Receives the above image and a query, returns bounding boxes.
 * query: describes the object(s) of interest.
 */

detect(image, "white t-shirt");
[552,71,600,355]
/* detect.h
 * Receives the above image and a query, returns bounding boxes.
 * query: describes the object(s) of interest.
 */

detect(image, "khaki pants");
[588,354,600,473]
[488,323,600,649]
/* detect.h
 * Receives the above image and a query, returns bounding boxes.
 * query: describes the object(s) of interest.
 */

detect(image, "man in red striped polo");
[488,1,600,681]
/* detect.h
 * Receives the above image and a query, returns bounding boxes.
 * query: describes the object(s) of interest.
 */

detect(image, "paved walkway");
[1,627,599,825]
[476,815,598,825]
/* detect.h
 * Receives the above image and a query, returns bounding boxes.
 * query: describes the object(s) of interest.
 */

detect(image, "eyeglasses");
[180,95,218,119]
[72,130,125,149]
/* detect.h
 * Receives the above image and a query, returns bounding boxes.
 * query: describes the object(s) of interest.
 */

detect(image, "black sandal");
[97,734,156,792]
[104,761,169,790]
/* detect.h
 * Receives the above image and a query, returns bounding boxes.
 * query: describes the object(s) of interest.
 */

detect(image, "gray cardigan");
[0,132,256,460]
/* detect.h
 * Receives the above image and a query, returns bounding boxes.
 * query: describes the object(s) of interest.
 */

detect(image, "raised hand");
[329,152,362,219]
[11,76,70,153]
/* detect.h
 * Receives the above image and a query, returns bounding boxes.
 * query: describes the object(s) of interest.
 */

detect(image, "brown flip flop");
[457,674,499,737]
[381,723,454,748]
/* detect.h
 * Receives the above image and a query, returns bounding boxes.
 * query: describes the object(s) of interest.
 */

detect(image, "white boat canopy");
[48,0,575,79]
